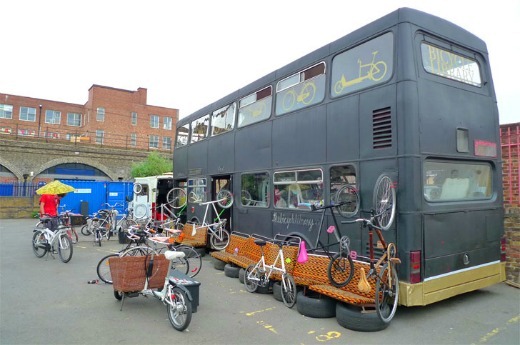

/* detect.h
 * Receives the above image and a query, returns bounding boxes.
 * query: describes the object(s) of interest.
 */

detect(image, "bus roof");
[177,7,487,126]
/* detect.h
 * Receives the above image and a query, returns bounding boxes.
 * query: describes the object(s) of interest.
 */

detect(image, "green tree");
[131,151,173,178]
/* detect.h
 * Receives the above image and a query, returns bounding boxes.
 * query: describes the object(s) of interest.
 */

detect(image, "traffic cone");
[297,240,308,263]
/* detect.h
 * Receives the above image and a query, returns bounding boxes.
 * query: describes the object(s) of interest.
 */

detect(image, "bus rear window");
[424,161,492,201]
[421,43,481,86]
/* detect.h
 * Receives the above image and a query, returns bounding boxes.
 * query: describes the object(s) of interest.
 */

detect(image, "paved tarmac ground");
[1,219,519,345]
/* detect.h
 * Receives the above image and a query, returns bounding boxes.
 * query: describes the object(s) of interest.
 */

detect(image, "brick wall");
[501,123,520,287]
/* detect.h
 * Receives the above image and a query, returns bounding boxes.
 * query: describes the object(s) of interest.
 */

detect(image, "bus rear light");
[410,250,421,284]
[500,237,507,262]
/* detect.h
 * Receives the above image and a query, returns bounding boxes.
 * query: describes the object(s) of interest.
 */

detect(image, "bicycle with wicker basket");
[110,250,194,331]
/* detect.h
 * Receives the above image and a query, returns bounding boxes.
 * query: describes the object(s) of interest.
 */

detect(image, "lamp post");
[23,173,29,196]
[37,104,43,138]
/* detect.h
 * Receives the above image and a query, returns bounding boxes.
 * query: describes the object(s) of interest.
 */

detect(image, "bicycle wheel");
[209,227,230,250]
[373,174,396,230]
[121,246,156,257]
[244,264,259,292]
[300,82,316,105]
[81,224,92,236]
[167,286,192,331]
[32,230,48,258]
[241,190,252,206]
[375,263,399,323]
[134,203,148,219]
[327,251,354,288]
[281,273,297,308]
[57,233,73,263]
[94,229,102,247]
[167,188,187,209]
[133,183,142,194]
[174,245,202,277]
[334,185,360,218]
[216,189,234,209]
[97,253,118,284]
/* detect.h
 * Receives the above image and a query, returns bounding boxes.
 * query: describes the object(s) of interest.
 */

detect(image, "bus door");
[212,176,232,231]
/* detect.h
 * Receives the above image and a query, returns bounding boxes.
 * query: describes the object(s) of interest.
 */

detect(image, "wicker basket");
[109,254,169,292]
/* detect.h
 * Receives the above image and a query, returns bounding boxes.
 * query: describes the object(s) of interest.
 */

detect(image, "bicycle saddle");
[254,239,267,246]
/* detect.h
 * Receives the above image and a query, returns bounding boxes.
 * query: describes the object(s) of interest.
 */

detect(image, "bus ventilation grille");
[372,107,392,149]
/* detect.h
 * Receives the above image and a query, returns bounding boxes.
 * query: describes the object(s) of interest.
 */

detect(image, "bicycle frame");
[193,198,227,239]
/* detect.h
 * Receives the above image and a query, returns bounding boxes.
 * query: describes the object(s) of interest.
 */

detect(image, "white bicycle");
[32,217,73,263]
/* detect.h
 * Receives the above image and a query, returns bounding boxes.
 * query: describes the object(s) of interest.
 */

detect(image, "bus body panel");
[208,132,235,175]
[272,105,327,169]
[187,140,208,176]
[326,96,360,163]
[236,122,272,172]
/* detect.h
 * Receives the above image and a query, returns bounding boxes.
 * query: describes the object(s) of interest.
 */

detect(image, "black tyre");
[244,264,259,293]
[114,290,123,300]
[167,287,192,331]
[272,281,283,302]
[296,291,336,318]
[32,230,48,258]
[97,254,118,284]
[327,252,354,288]
[210,228,230,250]
[375,263,399,323]
[238,268,245,284]
[224,263,240,278]
[336,302,389,332]
[213,259,226,271]
[81,224,91,236]
[281,273,297,308]
[57,233,73,263]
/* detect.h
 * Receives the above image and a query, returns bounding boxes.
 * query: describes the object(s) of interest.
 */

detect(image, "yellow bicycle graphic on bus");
[282,81,316,111]
[334,51,388,94]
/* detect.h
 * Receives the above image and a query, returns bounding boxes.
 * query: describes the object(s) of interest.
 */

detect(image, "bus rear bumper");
[399,261,506,306]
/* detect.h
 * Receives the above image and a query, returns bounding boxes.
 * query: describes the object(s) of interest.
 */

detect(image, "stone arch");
[34,157,118,181]
[0,156,24,181]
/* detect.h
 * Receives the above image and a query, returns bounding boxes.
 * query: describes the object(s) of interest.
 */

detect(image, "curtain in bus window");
[331,32,394,98]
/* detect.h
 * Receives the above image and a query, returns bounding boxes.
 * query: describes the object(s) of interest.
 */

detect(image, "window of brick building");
[0,104,13,119]
[149,135,159,148]
[45,110,61,124]
[150,115,159,128]
[131,112,137,125]
[67,113,82,126]
[163,117,172,130]
[130,133,137,146]
[163,137,172,150]
[96,107,105,122]
[96,130,104,144]
[19,106,36,121]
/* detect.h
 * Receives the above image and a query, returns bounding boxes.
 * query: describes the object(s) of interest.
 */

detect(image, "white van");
[132,172,174,220]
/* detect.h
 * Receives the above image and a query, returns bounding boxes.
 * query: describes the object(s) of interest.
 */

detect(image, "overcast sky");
[1,0,518,124]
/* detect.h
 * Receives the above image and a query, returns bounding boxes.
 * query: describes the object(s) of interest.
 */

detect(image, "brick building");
[501,122,520,286]
[0,85,178,152]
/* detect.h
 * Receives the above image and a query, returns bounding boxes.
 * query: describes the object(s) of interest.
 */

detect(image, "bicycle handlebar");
[310,201,348,211]
[102,202,123,208]
[199,198,228,206]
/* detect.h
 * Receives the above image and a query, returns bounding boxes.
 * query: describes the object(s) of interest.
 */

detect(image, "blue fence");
[0,180,134,217]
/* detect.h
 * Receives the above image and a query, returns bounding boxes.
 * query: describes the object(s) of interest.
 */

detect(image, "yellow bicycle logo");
[282,81,316,111]
[334,51,387,94]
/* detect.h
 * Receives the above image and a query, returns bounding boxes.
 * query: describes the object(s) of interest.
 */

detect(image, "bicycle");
[244,234,298,308]
[188,189,234,250]
[112,250,193,331]
[341,174,399,324]
[58,205,79,244]
[334,51,388,94]
[32,216,73,263]
[282,81,317,111]
[309,184,360,288]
